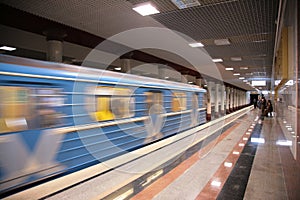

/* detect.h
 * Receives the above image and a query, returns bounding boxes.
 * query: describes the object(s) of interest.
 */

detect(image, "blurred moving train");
[0,55,206,194]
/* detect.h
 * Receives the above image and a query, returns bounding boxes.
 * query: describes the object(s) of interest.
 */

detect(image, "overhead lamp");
[252,80,266,86]
[212,58,223,62]
[132,2,160,16]
[243,80,247,82]
[165,76,169,79]
[239,77,245,79]
[230,57,242,61]
[189,42,204,47]
[233,73,240,76]
[188,81,193,84]
[0,46,16,51]
[214,38,231,46]
[253,40,267,43]
[240,67,248,70]
[171,0,200,9]
[225,68,234,71]
[114,67,121,71]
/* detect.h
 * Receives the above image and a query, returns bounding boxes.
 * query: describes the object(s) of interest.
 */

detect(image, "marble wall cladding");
[275,1,300,199]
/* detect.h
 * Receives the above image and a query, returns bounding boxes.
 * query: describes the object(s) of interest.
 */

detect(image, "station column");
[215,83,220,118]
[44,29,67,62]
[206,81,213,121]
[231,88,235,111]
[226,86,230,114]
[196,78,202,88]
[220,84,225,116]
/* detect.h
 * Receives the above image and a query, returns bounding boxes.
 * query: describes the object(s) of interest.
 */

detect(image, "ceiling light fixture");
[252,80,266,86]
[233,73,240,76]
[214,39,231,45]
[0,46,16,51]
[225,68,234,71]
[240,67,248,70]
[132,2,160,16]
[212,58,223,62]
[171,0,200,9]
[239,77,245,79]
[189,42,204,47]
[114,67,121,71]
[230,57,242,61]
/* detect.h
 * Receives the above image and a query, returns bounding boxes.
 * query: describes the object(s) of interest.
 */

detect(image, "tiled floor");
[244,117,288,200]
[131,110,293,200]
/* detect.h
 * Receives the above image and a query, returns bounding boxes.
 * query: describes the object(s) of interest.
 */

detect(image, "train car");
[0,55,206,194]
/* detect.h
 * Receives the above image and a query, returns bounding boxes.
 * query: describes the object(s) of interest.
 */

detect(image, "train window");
[91,87,134,121]
[0,86,64,133]
[145,91,163,114]
[172,92,187,112]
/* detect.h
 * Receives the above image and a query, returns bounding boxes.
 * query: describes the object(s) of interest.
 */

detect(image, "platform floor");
[130,110,293,200]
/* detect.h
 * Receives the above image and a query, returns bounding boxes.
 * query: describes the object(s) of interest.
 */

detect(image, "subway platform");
[4,107,299,200]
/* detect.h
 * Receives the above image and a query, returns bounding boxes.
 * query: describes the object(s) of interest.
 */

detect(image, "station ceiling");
[0,0,279,91]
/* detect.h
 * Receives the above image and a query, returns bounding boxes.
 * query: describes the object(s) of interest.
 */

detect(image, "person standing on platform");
[260,97,266,118]
[253,98,257,109]
[265,100,273,117]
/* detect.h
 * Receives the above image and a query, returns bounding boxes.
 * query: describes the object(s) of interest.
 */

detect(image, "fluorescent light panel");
[251,80,266,86]
[171,0,200,9]
[239,77,245,79]
[233,73,240,76]
[0,46,16,51]
[230,57,242,61]
[225,68,234,71]
[214,39,230,45]
[212,58,223,62]
[132,3,160,16]
[240,67,248,70]
[189,42,204,47]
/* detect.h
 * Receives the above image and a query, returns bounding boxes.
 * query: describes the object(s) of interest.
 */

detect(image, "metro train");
[0,55,206,194]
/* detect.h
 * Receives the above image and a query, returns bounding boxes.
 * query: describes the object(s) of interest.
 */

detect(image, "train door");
[144,91,165,143]
[191,93,199,126]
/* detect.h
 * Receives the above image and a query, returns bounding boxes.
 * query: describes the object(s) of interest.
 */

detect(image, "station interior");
[0,0,299,199]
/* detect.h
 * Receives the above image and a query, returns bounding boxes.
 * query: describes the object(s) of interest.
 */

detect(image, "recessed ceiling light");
[171,0,200,9]
[165,76,169,79]
[243,80,247,82]
[239,77,245,79]
[230,57,242,61]
[189,42,204,47]
[212,58,223,62]
[253,40,267,43]
[132,2,160,16]
[188,81,193,84]
[233,73,240,76]
[114,67,121,71]
[252,80,266,86]
[240,67,248,70]
[225,68,234,70]
[214,39,231,45]
[0,46,16,51]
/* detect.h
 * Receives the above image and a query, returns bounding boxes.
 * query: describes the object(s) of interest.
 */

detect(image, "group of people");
[253,96,273,117]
